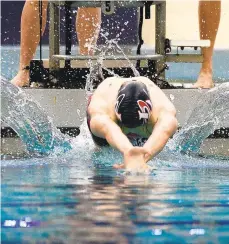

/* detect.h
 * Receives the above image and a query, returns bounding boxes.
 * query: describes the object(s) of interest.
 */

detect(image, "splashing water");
[167,83,229,155]
[1,33,140,158]
[84,36,228,158]
[85,59,105,94]
[85,33,140,93]
[1,76,72,156]
[99,33,140,77]
[115,41,140,77]
[0,76,115,163]
[2,39,229,167]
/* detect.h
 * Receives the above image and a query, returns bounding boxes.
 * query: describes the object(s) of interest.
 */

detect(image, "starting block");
[165,39,211,63]
[170,39,211,50]
[29,0,210,88]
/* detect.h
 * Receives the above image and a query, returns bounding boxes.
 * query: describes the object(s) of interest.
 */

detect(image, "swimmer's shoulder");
[90,77,121,106]
[137,77,176,112]
[96,77,124,91]
[136,76,158,88]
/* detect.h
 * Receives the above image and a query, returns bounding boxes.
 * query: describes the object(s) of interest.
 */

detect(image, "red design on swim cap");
[137,100,152,123]
[137,100,152,113]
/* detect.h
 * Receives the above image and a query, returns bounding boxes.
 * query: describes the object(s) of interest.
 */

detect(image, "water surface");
[2,154,229,243]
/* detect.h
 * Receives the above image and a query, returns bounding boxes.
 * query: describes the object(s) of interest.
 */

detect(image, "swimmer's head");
[115,80,152,128]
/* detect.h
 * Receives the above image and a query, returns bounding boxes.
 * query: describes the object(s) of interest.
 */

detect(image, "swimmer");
[87,76,178,171]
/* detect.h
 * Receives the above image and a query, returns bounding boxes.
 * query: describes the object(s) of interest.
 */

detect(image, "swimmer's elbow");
[158,114,178,138]
[90,116,111,137]
[166,116,178,137]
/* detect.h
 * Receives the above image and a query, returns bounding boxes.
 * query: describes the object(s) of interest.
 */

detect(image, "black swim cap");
[115,81,152,128]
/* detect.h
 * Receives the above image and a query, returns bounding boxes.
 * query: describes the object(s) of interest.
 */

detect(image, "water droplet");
[152,229,162,236]
[189,229,205,235]
[77,109,81,117]
[170,94,175,101]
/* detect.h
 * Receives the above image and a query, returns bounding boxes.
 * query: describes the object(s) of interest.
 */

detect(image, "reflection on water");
[2,155,229,243]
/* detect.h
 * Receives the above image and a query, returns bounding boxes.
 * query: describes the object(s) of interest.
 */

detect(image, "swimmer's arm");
[143,112,178,162]
[90,115,133,153]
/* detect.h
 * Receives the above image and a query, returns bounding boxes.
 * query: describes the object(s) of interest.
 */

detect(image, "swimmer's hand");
[113,147,152,172]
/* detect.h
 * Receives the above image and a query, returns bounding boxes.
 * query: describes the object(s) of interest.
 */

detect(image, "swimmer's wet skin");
[87,76,178,171]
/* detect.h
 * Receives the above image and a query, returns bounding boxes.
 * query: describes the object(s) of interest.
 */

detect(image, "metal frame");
[48,1,165,74]
[49,1,60,72]
[155,1,166,79]
[47,1,209,84]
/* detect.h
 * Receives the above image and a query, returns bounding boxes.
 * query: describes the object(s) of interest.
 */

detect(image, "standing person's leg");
[11,0,48,87]
[194,0,221,88]
[76,8,101,55]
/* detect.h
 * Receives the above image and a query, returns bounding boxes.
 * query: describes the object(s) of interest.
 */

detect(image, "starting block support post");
[155,1,166,80]
[41,1,210,88]
[49,1,60,75]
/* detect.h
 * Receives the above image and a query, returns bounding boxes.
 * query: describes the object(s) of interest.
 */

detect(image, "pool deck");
[1,88,228,157]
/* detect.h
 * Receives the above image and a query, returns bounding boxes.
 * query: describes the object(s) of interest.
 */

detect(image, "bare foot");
[193,70,214,89]
[11,70,30,87]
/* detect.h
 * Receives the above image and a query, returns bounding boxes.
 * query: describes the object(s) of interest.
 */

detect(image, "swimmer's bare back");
[88,76,176,123]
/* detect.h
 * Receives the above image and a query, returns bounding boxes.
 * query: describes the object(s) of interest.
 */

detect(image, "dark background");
[1,1,138,46]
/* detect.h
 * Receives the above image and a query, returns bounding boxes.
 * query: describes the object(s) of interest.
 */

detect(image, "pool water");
[1,154,229,243]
